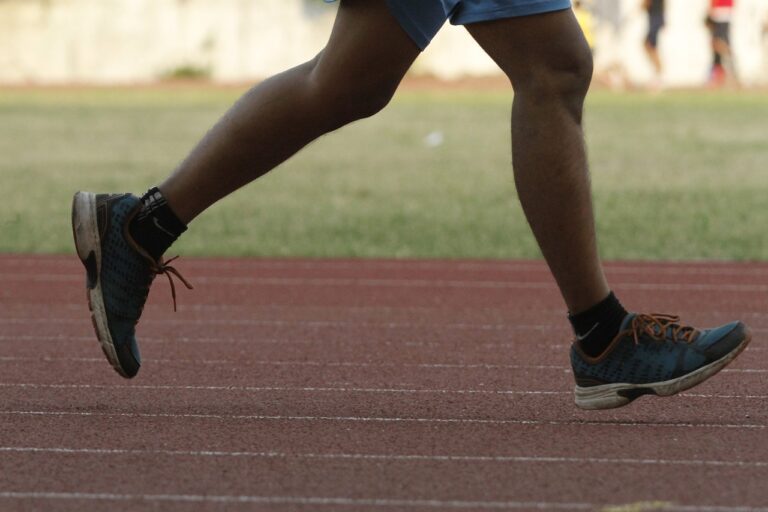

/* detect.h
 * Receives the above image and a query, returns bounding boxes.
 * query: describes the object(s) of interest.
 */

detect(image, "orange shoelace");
[629,313,698,345]
[150,255,193,312]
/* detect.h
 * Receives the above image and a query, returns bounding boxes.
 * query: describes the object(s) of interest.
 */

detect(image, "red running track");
[0,255,766,511]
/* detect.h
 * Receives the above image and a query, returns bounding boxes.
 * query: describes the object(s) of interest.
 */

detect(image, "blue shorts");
[324,0,573,50]
[387,0,573,49]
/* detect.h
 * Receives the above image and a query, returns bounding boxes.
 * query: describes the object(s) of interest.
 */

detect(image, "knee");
[334,81,397,122]
[324,79,397,125]
[511,46,593,119]
[306,59,399,126]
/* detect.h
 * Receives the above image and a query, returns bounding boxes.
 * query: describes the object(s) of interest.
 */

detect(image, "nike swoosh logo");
[153,217,176,237]
[575,322,599,342]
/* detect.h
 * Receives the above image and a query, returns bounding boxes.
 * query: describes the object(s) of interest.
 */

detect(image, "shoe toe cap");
[115,340,141,378]
[696,321,748,361]
[107,317,141,378]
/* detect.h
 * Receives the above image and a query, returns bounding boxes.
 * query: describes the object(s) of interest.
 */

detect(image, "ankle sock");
[128,187,187,261]
[568,292,628,357]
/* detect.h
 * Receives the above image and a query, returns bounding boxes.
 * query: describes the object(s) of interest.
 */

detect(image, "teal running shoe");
[71,192,190,378]
[571,313,751,410]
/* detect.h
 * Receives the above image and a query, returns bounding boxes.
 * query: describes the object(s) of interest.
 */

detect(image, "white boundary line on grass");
[1,409,765,429]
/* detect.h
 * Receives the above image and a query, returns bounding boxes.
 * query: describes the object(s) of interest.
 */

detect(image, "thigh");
[313,0,422,91]
[713,22,730,44]
[646,15,664,46]
[464,8,591,84]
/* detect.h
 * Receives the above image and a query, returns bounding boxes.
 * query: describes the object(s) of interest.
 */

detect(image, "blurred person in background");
[706,0,736,87]
[764,12,768,78]
[573,0,595,52]
[592,0,629,89]
[643,0,665,89]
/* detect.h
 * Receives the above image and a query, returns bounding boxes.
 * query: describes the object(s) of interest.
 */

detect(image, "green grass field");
[1,86,766,260]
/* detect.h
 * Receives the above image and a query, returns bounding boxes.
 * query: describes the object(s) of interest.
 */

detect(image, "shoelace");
[150,255,193,312]
[630,313,698,345]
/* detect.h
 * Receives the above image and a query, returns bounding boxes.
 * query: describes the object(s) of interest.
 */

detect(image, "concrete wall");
[1,0,767,86]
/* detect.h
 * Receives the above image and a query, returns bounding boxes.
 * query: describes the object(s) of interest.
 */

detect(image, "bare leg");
[466,9,609,314]
[159,0,420,223]
[644,41,663,78]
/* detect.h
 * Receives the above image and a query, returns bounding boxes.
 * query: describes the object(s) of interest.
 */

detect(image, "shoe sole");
[574,330,752,410]
[71,191,132,379]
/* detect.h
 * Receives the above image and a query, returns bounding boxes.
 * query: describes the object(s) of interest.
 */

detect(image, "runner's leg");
[466,9,609,314]
[160,0,421,223]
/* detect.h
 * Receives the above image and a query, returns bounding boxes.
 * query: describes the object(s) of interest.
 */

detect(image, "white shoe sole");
[71,191,130,378]
[574,332,752,410]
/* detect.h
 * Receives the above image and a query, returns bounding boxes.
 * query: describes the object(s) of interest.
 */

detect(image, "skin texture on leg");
[159,0,420,224]
[466,9,610,314]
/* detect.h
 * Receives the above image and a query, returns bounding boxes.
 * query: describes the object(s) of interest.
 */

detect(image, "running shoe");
[571,313,751,410]
[71,192,190,378]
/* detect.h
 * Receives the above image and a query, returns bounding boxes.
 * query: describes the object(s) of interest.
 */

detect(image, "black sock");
[568,292,628,357]
[128,187,187,261]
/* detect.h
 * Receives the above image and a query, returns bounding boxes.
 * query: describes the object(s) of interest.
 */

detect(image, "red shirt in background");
[710,0,733,22]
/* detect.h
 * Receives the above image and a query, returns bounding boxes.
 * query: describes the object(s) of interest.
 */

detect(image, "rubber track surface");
[0,255,766,511]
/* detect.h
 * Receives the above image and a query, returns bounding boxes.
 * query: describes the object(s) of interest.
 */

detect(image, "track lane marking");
[3,446,768,468]
[0,491,591,509]
[2,382,768,400]
[2,273,767,292]
[2,256,767,276]
[0,333,764,353]
[0,410,764,429]
[1,318,765,340]
[1,382,568,395]
[0,318,568,330]
[0,356,763,373]
[0,356,568,370]
[0,491,766,511]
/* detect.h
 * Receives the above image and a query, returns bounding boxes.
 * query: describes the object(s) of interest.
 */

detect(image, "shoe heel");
[72,191,99,261]
[71,191,103,291]
[574,384,633,410]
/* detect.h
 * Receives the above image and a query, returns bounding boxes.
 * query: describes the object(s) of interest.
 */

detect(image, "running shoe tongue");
[618,313,635,331]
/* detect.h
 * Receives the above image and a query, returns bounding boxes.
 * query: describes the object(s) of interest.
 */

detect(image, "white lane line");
[2,382,768,401]
[0,356,762,374]
[0,383,570,396]
[0,334,758,352]
[1,334,764,352]
[1,317,765,340]
[0,492,766,511]
[5,304,768,323]
[0,318,566,331]
[4,446,768,468]
[1,356,764,374]
[1,410,765,429]
[0,491,591,509]
[2,273,767,292]
[3,256,767,276]
[0,335,574,350]
[0,356,568,370]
